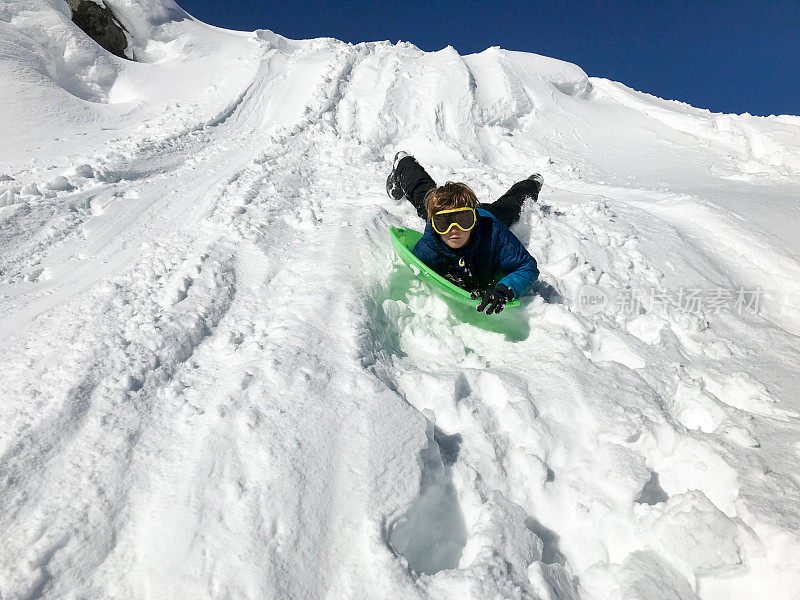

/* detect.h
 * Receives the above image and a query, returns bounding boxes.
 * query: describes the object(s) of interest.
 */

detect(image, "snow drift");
[2,1,800,599]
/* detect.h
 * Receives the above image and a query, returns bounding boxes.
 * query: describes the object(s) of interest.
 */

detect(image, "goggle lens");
[432,208,476,234]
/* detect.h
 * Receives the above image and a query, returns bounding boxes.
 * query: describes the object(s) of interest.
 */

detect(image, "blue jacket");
[412,208,539,299]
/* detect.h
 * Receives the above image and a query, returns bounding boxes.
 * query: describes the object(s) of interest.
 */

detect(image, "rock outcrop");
[66,0,129,60]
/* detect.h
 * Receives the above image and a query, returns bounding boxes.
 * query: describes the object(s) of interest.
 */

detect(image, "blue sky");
[177,1,798,117]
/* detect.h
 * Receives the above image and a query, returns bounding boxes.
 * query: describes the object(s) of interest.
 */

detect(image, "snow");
[2,1,800,599]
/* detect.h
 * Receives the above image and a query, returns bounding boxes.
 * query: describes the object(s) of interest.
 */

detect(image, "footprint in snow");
[283,200,322,231]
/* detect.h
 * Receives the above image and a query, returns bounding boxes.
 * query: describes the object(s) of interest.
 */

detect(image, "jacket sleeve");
[494,227,539,299]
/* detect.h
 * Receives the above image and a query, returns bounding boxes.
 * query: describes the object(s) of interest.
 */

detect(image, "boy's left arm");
[495,230,539,299]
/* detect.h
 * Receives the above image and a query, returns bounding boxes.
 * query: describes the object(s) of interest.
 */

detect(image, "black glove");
[471,284,514,315]
[443,266,477,291]
[443,270,468,289]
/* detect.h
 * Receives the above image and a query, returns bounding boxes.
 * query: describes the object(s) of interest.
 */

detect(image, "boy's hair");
[424,182,478,219]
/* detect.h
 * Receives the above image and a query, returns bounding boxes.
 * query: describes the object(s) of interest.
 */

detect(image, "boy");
[387,152,542,315]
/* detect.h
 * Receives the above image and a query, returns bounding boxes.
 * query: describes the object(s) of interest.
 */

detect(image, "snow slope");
[2,2,800,599]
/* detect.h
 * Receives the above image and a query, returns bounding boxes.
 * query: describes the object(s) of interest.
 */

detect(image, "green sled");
[389,227,521,308]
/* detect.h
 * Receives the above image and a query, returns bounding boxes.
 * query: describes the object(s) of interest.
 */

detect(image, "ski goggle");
[432,207,477,235]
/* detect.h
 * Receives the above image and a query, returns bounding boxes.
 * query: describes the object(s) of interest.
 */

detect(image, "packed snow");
[2,1,800,599]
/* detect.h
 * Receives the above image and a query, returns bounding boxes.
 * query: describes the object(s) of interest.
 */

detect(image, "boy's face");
[441,227,471,249]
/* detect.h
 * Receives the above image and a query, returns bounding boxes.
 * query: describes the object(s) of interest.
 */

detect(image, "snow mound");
[0,0,119,103]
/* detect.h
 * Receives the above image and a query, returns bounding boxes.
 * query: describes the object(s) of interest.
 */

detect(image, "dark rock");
[66,0,130,60]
